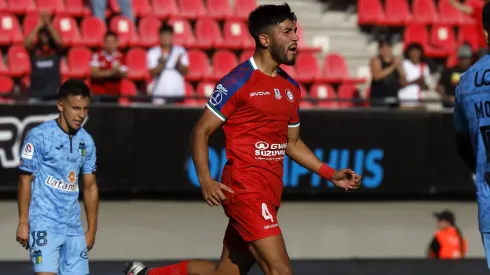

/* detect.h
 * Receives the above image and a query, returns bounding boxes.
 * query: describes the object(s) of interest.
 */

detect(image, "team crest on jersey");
[78,142,86,157]
[286,89,294,103]
[32,250,42,264]
[274,89,282,100]
[67,170,76,185]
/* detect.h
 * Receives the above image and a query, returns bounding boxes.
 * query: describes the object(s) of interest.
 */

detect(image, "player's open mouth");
[289,45,297,54]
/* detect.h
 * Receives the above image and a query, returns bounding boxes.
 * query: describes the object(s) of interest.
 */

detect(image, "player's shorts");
[29,230,89,275]
[223,197,282,251]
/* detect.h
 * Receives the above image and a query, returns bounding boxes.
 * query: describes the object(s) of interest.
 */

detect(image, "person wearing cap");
[427,210,467,260]
[437,44,473,108]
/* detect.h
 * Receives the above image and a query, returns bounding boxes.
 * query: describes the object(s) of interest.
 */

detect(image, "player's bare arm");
[190,108,234,206]
[82,173,99,251]
[286,126,361,191]
[455,132,476,172]
[16,173,33,250]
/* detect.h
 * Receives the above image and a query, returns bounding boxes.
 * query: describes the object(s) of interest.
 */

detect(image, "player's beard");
[270,42,296,66]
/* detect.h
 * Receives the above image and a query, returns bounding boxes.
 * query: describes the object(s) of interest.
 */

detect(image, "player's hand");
[200,179,234,206]
[331,168,362,192]
[85,231,96,251]
[16,222,29,250]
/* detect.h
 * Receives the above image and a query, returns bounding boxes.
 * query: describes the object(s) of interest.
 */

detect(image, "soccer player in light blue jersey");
[15,79,99,275]
[453,1,490,269]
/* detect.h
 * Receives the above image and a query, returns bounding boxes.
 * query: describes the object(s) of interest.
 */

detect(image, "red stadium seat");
[181,81,200,106]
[119,79,137,105]
[152,0,179,19]
[0,0,7,12]
[222,19,254,50]
[438,0,471,25]
[0,75,13,94]
[206,0,232,19]
[412,0,438,24]
[446,52,458,68]
[384,0,411,26]
[279,65,296,78]
[357,0,385,26]
[294,53,321,83]
[337,84,357,108]
[323,53,366,84]
[458,23,480,52]
[187,49,210,81]
[7,0,35,15]
[36,0,64,14]
[126,48,149,80]
[194,18,224,49]
[178,0,206,19]
[212,50,237,80]
[80,16,106,48]
[60,57,68,77]
[298,83,313,108]
[0,50,9,76]
[239,50,254,63]
[65,46,92,78]
[63,0,91,17]
[168,18,195,47]
[296,23,321,53]
[108,0,120,14]
[233,0,256,20]
[8,45,30,77]
[52,15,81,46]
[137,15,161,48]
[404,24,447,57]
[309,83,338,108]
[196,81,216,104]
[0,12,23,45]
[429,23,457,56]
[131,0,150,18]
[23,12,40,37]
[109,16,139,48]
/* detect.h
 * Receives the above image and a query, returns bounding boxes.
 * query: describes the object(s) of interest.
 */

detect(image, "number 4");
[261,203,274,222]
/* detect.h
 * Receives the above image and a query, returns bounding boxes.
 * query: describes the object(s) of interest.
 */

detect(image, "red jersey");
[90,50,127,95]
[206,57,300,207]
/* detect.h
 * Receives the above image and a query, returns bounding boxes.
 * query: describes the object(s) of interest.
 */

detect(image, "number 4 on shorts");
[261,203,274,222]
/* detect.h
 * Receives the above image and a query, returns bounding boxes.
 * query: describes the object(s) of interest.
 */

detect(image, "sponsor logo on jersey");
[250,91,270,97]
[274,89,282,100]
[286,89,294,103]
[21,143,34,160]
[45,170,78,192]
[32,250,42,264]
[209,84,228,106]
[264,223,279,230]
[254,141,287,160]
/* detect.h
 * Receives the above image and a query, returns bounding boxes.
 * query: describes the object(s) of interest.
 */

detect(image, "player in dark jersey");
[123,4,361,275]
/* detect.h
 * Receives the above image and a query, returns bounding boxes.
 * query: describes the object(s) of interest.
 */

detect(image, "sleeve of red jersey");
[288,86,301,128]
[206,82,240,121]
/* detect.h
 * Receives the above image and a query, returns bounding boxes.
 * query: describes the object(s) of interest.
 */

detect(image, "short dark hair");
[58,79,91,99]
[104,31,118,40]
[159,23,173,34]
[483,2,490,42]
[248,3,297,43]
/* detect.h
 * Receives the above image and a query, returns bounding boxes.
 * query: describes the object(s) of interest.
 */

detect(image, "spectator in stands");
[449,0,489,57]
[428,210,468,259]
[91,0,134,22]
[398,43,431,109]
[90,32,127,102]
[437,44,473,108]
[369,39,405,107]
[147,24,189,105]
[24,11,63,102]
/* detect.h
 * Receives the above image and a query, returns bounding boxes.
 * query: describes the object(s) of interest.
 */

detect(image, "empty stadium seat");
[357,0,385,26]
[430,23,457,56]
[126,48,148,80]
[119,79,137,105]
[109,16,139,48]
[0,0,7,12]
[294,53,321,83]
[458,23,480,52]
[404,24,447,57]
[279,64,296,78]
[384,0,411,26]
[337,84,357,108]
[196,81,216,103]
[80,16,106,48]
[131,0,150,18]
[299,83,313,108]
[53,15,81,46]
[212,50,238,79]
[0,13,23,45]
[36,0,64,14]
[108,0,120,14]
[412,0,438,24]
[222,19,254,50]
[168,18,195,47]
[152,0,179,19]
[8,45,31,77]
[239,50,254,63]
[7,0,35,15]
[187,49,210,81]
[194,18,224,49]
[0,75,13,94]
[233,0,256,20]
[438,0,472,25]
[297,24,321,53]
[23,12,39,37]
[309,83,338,108]
[137,15,161,48]
[65,47,92,78]
[0,51,9,76]
[181,81,200,106]
[206,0,232,19]
[178,0,206,19]
[323,53,365,84]
[446,52,458,68]
[63,0,91,17]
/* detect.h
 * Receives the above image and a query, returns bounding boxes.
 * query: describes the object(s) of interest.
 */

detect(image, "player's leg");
[29,230,63,275]
[248,235,292,275]
[59,234,89,275]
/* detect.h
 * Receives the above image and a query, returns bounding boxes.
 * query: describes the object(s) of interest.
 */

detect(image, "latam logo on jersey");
[254,141,287,160]
[45,170,78,192]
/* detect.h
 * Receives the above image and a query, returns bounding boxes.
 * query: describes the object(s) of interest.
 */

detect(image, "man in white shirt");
[147,24,189,104]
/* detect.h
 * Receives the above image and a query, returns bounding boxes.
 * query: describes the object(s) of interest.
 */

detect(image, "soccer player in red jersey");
[123,4,361,275]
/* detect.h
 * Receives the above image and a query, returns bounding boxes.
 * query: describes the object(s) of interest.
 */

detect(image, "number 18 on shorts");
[29,230,89,275]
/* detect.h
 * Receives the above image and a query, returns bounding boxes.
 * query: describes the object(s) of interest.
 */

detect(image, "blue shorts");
[29,230,89,275]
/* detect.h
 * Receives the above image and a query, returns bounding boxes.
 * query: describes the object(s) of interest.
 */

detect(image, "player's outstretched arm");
[285,126,361,191]
[190,108,233,206]
[82,173,99,251]
[16,173,32,250]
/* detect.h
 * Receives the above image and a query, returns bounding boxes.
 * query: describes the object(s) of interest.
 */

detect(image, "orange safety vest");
[432,227,468,259]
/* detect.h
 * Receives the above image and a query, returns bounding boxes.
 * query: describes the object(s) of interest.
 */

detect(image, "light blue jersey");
[19,119,96,236]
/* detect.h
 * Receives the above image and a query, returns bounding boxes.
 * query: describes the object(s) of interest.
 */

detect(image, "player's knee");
[268,262,292,275]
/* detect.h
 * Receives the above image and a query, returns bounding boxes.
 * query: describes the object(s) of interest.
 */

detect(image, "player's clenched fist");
[200,179,234,206]
[16,222,29,250]
[331,168,362,192]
